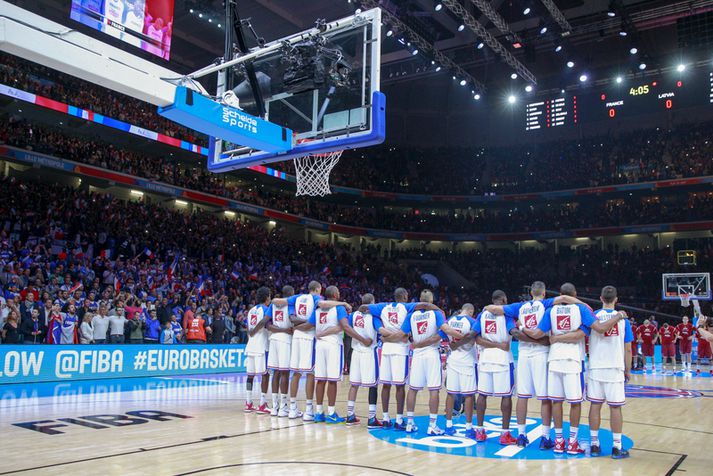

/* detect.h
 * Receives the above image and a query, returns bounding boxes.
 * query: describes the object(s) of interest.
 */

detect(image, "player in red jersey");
[630,319,643,370]
[638,319,658,372]
[694,314,713,375]
[676,316,695,372]
[658,322,678,373]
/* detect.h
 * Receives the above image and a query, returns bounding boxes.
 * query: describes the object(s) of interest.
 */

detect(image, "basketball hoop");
[293,148,343,197]
[680,293,691,308]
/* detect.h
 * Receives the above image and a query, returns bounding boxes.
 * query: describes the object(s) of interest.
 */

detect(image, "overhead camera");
[280,34,352,94]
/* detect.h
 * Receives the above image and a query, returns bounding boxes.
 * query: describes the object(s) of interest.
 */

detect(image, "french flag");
[248,272,258,281]
[114,276,121,293]
[197,279,205,293]
[321,266,331,275]
[143,247,155,259]
[69,282,82,294]
[230,270,240,281]
[166,255,179,280]
[99,249,112,259]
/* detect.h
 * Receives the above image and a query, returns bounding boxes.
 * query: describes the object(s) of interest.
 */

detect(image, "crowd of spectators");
[0,53,207,147]
[2,176,708,344]
[3,117,711,235]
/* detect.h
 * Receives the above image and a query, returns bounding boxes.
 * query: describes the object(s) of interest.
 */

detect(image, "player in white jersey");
[306,286,348,424]
[486,281,583,449]
[473,290,518,445]
[366,288,440,430]
[389,290,459,435]
[123,1,145,33]
[443,303,478,438]
[588,286,634,459]
[344,294,382,427]
[244,287,272,415]
[525,283,625,455]
[266,285,295,417]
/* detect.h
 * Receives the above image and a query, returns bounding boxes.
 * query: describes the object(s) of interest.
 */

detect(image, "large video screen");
[70,0,175,60]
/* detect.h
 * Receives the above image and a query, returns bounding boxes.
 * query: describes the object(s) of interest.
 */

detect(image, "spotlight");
[198,13,203,18]
[460,79,467,86]
[431,60,436,65]
[616,76,623,83]
[540,26,548,35]
[458,24,466,32]
[566,61,575,68]
[435,2,443,11]
[453,75,457,80]
[508,95,516,104]
[677,64,686,72]
[525,85,533,92]
[511,73,518,79]
[189,9,194,13]
[412,49,419,55]
[208,18,212,22]
[560,89,565,93]
[607,11,616,17]
[579,74,588,82]
[639,62,646,70]
[386,29,393,37]
[474,94,481,100]
[524,7,531,15]
[555,45,563,52]
[218,24,221,28]
[619,30,627,37]
[629,47,638,54]
[476,42,484,49]
[436,66,442,72]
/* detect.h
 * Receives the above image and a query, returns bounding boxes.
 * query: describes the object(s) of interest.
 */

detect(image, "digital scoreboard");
[525,96,577,131]
[598,77,692,120]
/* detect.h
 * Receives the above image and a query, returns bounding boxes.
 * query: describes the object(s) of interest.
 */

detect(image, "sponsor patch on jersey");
[416,321,429,335]
[250,315,257,326]
[484,320,497,334]
[319,311,328,324]
[354,315,365,328]
[388,311,399,325]
[298,303,307,316]
[274,310,283,323]
[604,324,619,337]
[523,314,537,329]
[556,314,571,331]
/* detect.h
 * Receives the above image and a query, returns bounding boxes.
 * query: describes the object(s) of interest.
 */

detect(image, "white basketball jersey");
[314,306,344,346]
[292,294,316,340]
[517,300,550,357]
[477,311,512,371]
[547,304,585,371]
[447,315,477,367]
[245,304,269,354]
[350,311,378,352]
[409,310,441,355]
[589,309,626,373]
[269,302,292,344]
[380,303,411,356]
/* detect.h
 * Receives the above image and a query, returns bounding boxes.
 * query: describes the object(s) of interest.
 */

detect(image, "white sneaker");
[427,426,445,436]
[303,412,315,422]
[278,405,289,418]
[270,406,278,417]
[289,409,303,419]
[405,423,418,433]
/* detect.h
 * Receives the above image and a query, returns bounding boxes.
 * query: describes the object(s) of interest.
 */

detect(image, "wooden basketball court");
[1,371,710,475]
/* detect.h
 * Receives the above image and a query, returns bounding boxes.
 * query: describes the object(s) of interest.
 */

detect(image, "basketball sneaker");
[475,428,487,442]
[270,406,278,417]
[380,419,393,429]
[516,434,529,447]
[464,428,477,440]
[243,402,255,413]
[553,437,566,454]
[427,426,445,436]
[590,444,601,457]
[405,423,418,434]
[367,417,383,429]
[326,413,345,424]
[567,440,585,455]
[278,405,289,418]
[444,426,457,436]
[611,447,630,459]
[302,411,314,422]
[288,409,303,419]
[345,414,360,426]
[313,412,326,423]
[539,437,555,450]
[499,431,517,446]
[393,421,407,431]
[256,403,270,415]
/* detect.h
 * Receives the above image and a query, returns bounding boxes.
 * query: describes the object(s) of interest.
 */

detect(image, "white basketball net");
[293,150,343,196]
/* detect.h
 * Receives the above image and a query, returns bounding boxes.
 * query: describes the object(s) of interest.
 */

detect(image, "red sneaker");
[475,428,487,442]
[554,438,566,454]
[256,403,270,415]
[244,402,255,413]
[499,431,518,445]
[567,440,585,455]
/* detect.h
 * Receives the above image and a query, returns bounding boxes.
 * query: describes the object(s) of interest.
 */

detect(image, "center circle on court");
[368,415,634,460]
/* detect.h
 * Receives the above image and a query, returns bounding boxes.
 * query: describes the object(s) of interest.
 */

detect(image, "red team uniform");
[659,326,677,358]
[676,322,694,354]
[696,329,713,359]
[638,324,657,357]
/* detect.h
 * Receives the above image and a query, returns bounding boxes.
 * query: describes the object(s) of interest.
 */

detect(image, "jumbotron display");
[525,68,713,131]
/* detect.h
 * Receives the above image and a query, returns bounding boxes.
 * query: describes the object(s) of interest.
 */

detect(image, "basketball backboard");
[207,7,384,173]
[662,273,711,301]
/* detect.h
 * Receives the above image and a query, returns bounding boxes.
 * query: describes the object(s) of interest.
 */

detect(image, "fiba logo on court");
[221,107,258,134]
[274,310,283,322]
[388,312,399,325]
[556,314,571,331]
[354,315,365,328]
[416,321,428,335]
[524,314,537,328]
[485,320,497,334]
[319,311,328,324]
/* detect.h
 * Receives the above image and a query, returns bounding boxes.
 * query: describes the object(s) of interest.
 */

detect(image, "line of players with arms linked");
[241,280,661,459]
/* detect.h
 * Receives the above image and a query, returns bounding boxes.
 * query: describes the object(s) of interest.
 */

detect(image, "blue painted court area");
[369,415,633,460]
